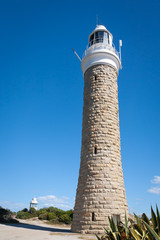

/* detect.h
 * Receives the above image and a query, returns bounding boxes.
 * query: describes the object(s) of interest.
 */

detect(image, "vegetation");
[16,206,73,225]
[16,208,36,219]
[96,205,160,240]
[0,206,19,223]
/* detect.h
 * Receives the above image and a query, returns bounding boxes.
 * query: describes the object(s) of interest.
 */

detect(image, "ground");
[0,218,97,240]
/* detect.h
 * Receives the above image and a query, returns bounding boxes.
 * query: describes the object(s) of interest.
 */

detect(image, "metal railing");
[82,38,120,60]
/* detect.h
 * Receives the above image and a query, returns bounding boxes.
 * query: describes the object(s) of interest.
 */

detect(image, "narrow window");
[89,34,94,46]
[104,32,109,44]
[94,146,97,154]
[95,75,97,80]
[95,32,99,43]
[92,212,95,221]
[98,31,104,43]
[113,214,120,224]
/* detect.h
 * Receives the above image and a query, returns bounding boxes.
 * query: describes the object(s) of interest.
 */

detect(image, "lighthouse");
[30,198,38,210]
[71,25,128,234]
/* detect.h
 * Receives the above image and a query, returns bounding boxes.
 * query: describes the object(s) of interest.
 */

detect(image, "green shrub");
[47,207,55,213]
[0,207,19,223]
[49,218,59,224]
[22,208,28,212]
[38,213,48,220]
[16,206,73,224]
[52,208,65,217]
[16,211,32,219]
[47,212,57,221]
[65,209,73,219]
[16,207,37,219]
[59,213,72,224]
[96,206,160,240]
[37,208,47,216]
[29,207,37,215]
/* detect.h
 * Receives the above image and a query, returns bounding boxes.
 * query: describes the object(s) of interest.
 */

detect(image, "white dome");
[31,198,38,204]
[94,25,107,31]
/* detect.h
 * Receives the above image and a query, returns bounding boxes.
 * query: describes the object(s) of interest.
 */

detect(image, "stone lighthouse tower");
[71,25,128,234]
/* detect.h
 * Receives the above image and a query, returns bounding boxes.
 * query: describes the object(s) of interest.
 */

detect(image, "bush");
[0,207,19,223]
[16,207,37,219]
[22,208,28,212]
[37,207,73,224]
[66,209,73,219]
[29,207,37,216]
[49,218,59,224]
[38,213,48,220]
[47,212,57,221]
[96,206,160,240]
[37,208,47,216]
[47,207,55,213]
[52,208,65,217]
[16,211,33,219]
[59,213,72,224]
[16,206,73,224]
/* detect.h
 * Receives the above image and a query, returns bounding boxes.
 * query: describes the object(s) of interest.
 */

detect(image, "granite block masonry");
[71,25,128,234]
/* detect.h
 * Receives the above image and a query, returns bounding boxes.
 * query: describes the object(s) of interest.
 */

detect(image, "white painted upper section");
[30,198,38,204]
[81,25,121,75]
[88,25,113,45]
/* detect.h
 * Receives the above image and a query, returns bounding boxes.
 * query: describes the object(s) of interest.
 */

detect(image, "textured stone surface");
[71,64,128,234]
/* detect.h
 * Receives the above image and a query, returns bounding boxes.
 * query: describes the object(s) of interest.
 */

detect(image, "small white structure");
[30,198,38,210]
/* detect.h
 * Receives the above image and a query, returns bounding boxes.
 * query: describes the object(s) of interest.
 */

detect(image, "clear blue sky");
[0,0,160,216]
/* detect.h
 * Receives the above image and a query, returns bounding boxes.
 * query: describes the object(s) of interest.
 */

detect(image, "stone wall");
[71,64,128,234]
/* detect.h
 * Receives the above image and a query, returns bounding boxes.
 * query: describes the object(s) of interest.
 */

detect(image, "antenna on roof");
[72,48,82,62]
[96,14,98,26]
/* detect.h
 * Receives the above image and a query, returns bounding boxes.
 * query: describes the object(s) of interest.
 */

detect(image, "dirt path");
[0,219,97,240]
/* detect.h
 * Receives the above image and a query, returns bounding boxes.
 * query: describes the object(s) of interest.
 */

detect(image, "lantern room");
[88,25,113,47]
[81,25,121,75]
[30,197,38,210]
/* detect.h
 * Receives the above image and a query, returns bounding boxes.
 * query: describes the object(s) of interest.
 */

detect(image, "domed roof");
[31,198,38,204]
[94,25,107,31]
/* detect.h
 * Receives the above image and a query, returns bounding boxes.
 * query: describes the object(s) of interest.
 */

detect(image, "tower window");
[89,34,94,46]
[92,212,95,221]
[94,75,97,80]
[89,31,110,46]
[112,214,120,224]
[94,146,97,154]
